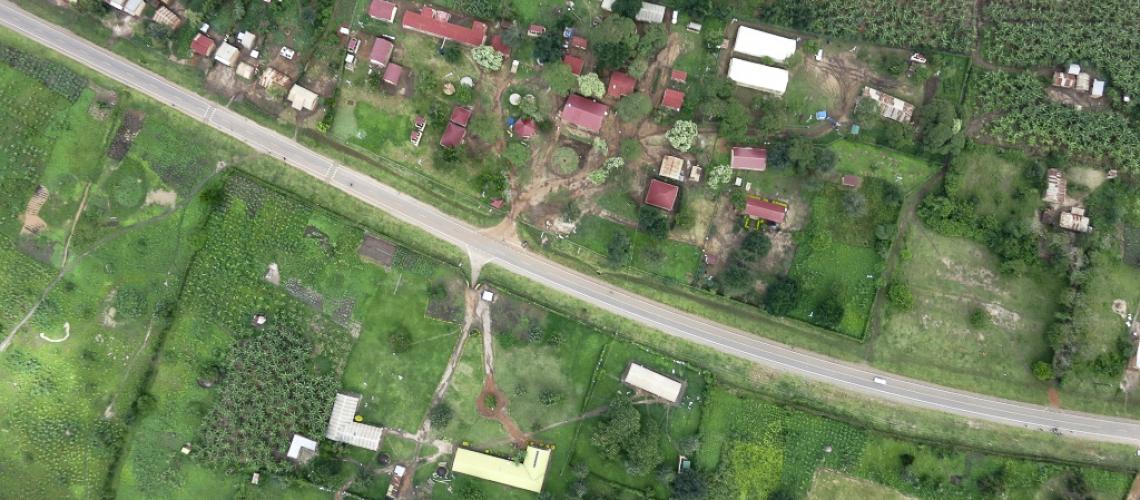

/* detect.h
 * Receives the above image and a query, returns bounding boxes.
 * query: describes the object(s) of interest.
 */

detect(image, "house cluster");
[1042,168,1092,233]
[728,146,789,228]
[188,24,322,112]
[1052,64,1106,98]
[727,26,794,96]
[861,87,916,124]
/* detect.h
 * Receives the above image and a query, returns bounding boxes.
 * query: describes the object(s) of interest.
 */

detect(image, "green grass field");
[875,223,1062,403]
[831,140,938,194]
[807,469,909,500]
[568,215,702,283]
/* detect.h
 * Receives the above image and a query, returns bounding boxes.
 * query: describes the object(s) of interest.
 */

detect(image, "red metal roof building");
[559,94,609,134]
[513,118,537,138]
[608,71,636,98]
[490,35,511,57]
[370,37,394,66]
[563,54,584,75]
[401,7,488,46]
[671,69,687,83]
[661,89,684,111]
[368,0,397,22]
[527,24,546,37]
[450,106,473,127]
[645,179,680,211]
[382,63,404,85]
[571,36,588,50]
[731,147,767,171]
[744,197,787,224]
[190,33,217,57]
[440,122,467,147]
[841,175,863,188]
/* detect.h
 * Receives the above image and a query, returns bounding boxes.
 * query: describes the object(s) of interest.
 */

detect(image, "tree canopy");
[616,93,652,122]
[667,120,699,151]
[578,72,606,98]
[471,45,503,71]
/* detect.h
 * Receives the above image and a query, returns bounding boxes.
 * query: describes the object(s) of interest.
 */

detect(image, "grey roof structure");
[325,393,383,450]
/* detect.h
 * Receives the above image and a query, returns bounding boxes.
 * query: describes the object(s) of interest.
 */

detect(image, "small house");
[382,63,404,85]
[286,85,319,111]
[644,179,680,212]
[744,197,787,225]
[104,0,145,16]
[1059,207,1091,233]
[190,33,217,58]
[841,175,863,189]
[607,71,636,98]
[658,156,685,181]
[214,43,241,67]
[600,0,667,23]
[527,24,546,37]
[570,36,588,51]
[1092,79,1106,98]
[368,0,398,22]
[622,363,684,403]
[559,94,609,134]
[1043,168,1066,207]
[513,118,537,138]
[563,54,584,75]
[258,67,292,88]
[236,62,256,80]
[730,147,767,171]
[670,69,687,84]
[152,7,182,29]
[450,106,473,127]
[370,37,394,67]
[862,87,915,123]
[236,31,257,50]
[661,89,684,111]
[440,122,467,147]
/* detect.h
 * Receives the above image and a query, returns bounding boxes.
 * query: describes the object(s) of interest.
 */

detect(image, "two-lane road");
[6,0,1140,446]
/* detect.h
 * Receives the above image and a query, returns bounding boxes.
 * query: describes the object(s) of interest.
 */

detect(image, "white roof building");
[325,393,383,450]
[214,43,241,67]
[733,26,796,63]
[600,0,667,23]
[286,434,318,461]
[286,85,319,111]
[622,363,684,403]
[236,62,255,80]
[727,58,789,96]
[104,0,145,17]
[1092,79,1106,98]
[237,31,258,50]
[862,87,915,123]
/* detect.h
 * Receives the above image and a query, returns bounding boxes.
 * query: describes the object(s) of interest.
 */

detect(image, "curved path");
[6,1,1140,446]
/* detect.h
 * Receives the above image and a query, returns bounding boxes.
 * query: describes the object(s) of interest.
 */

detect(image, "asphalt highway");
[6,0,1140,447]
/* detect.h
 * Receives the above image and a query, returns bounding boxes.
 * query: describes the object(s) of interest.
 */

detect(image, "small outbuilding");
[658,156,685,181]
[286,434,318,462]
[513,118,537,138]
[370,37,394,67]
[563,54,584,75]
[841,175,863,189]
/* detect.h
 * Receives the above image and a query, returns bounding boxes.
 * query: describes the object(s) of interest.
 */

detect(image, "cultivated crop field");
[759,0,976,53]
[566,215,702,283]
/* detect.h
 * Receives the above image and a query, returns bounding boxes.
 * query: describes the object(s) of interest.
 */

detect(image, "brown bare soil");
[19,186,49,236]
[359,233,398,267]
[144,189,177,208]
[475,374,527,445]
[1048,386,1062,408]
[107,110,145,161]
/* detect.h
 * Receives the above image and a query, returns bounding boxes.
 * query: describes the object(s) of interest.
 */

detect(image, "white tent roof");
[733,26,796,63]
[325,393,383,450]
[287,85,320,111]
[727,58,789,96]
[286,434,318,459]
[600,0,667,23]
[622,363,683,402]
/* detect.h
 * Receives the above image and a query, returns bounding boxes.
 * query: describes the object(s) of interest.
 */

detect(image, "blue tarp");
[815,111,828,120]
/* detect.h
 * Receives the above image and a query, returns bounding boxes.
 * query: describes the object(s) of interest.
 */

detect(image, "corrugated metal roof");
[622,363,683,402]
[452,446,551,492]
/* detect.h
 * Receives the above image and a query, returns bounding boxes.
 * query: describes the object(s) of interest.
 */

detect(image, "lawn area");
[942,149,1035,222]
[785,58,843,119]
[435,333,506,447]
[830,140,938,194]
[568,215,702,283]
[875,223,1062,403]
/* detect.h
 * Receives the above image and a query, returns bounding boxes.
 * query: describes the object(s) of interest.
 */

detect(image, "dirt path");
[473,294,528,445]
[863,165,948,358]
[61,182,93,266]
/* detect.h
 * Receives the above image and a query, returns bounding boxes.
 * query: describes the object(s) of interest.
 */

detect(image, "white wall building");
[733,26,796,63]
[727,58,789,96]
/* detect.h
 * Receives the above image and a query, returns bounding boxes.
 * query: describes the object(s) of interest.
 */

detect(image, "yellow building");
[451,446,551,493]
